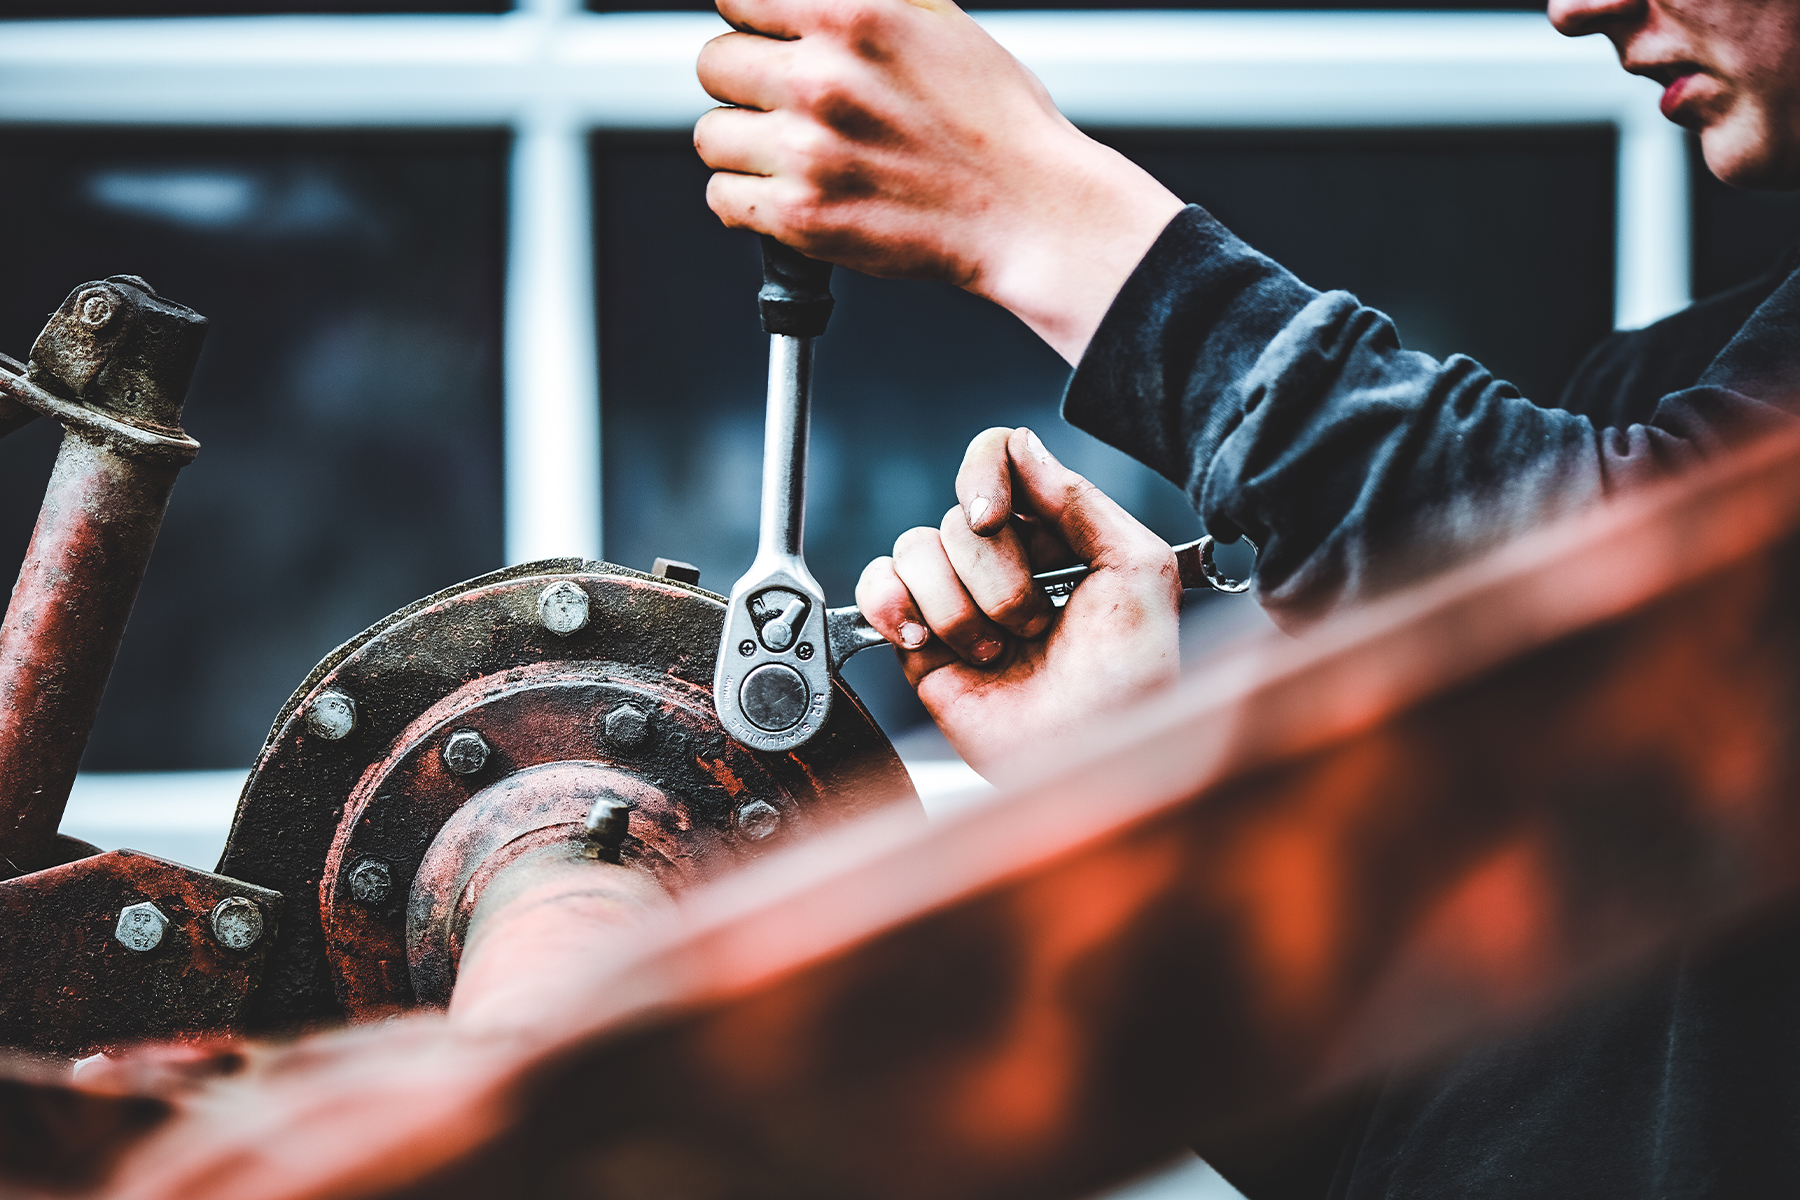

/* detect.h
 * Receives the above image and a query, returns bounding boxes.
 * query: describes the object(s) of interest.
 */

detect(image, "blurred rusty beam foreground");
[32,427,1800,1200]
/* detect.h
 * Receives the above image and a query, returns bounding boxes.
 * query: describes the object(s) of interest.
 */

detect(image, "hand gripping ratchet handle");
[714,238,841,752]
[823,534,1258,670]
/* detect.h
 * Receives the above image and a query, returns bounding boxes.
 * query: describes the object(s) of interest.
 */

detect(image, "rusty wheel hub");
[221,559,916,1029]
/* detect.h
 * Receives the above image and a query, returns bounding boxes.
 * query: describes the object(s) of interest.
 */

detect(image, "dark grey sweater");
[1066,205,1800,628]
[1064,205,1800,1199]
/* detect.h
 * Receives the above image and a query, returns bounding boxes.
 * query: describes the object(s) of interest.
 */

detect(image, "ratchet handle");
[759,236,836,337]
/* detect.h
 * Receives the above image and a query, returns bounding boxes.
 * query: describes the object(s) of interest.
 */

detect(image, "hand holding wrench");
[714,239,1257,752]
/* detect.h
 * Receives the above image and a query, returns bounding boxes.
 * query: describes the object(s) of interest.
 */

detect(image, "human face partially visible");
[1548,0,1800,187]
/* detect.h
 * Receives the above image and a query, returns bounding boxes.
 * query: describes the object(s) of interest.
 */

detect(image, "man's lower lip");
[1660,74,1699,119]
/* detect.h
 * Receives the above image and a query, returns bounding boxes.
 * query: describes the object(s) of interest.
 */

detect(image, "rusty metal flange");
[219,560,917,1031]
[0,850,281,1059]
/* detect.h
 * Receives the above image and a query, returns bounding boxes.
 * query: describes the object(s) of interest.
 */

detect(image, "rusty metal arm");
[0,278,205,873]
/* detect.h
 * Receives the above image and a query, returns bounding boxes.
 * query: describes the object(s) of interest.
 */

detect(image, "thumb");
[1006,428,1171,573]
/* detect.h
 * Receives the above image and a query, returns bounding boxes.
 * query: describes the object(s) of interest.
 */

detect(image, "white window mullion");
[1614,111,1693,330]
[504,109,603,564]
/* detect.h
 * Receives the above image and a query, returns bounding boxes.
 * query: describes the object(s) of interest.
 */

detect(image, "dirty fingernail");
[898,621,929,649]
[966,494,990,528]
[972,638,1003,663]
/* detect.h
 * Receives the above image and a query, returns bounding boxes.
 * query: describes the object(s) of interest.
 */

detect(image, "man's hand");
[856,427,1181,778]
[694,0,1184,363]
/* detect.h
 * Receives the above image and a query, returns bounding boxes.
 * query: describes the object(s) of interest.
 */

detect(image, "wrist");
[969,132,1185,366]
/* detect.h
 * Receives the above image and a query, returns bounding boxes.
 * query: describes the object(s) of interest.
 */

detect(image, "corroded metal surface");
[0,850,281,1059]
[59,426,1800,1200]
[221,562,917,1032]
[404,761,675,1009]
[0,279,205,872]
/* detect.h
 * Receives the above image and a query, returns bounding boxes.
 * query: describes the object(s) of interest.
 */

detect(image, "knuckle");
[892,525,942,560]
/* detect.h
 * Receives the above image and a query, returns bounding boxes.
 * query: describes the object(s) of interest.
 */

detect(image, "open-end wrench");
[715,238,1258,752]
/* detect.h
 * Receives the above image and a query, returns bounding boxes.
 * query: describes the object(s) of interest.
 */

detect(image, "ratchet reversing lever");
[714,238,1258,753]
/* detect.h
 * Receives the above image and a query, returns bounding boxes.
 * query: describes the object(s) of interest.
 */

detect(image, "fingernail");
[1023,428,1054,465]
[898,621,929,649]
[972,638,1003,663]
[966,494,989,528]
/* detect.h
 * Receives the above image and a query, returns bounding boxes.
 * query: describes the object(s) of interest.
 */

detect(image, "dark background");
[0,129,506,769]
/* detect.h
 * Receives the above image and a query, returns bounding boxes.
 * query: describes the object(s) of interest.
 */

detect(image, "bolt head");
[77,288,115,329]
[348,858,392,906]
[209,896,265,951]
[305,690,357,740]
[735,799,782,842]
[603,703,651,752]
[442,729,491,776]
[115,901,170,953]
[538,580,590,636]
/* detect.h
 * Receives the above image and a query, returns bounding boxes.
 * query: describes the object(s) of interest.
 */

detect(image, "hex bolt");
[603,703,651,753]
[78,289,114,329]
[114,901,170,953]
[537,580,590,636]
[348,858,392,906]
[305,689,357,741]
[583,793,637,863]
[209,896,265,951]
[734,799,782,842]
[442,728,490,776]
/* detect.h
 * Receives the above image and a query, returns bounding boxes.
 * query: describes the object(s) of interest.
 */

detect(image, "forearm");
[1068,206,1799,626]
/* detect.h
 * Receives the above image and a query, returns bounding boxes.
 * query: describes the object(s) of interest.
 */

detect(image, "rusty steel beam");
[17,426,1800,1200]
[0,278,204,873]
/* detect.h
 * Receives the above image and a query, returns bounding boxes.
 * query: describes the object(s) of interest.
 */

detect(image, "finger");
[714,0,811,41]
[1007,427,1173,574]
[891,526,1011,666]
[705,169,786,233]
[696,31,790,111]
[939,504,1054,638]
[1011,512,1078,569]
[694,106,779,177]
[854,555,931,651]
[954,426,1015,537]
[856,556,959,685]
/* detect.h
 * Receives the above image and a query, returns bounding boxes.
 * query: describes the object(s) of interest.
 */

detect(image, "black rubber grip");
[759,235,836,337]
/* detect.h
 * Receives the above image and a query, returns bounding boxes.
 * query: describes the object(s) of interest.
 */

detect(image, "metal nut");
[537,580,590,636]
[734,799,782,842]
[209,896,264,951]
[442,729,490,776]
[115,901,170,953]
[603,703,651,753]
[305,689,357,740]
[348,858,392,906]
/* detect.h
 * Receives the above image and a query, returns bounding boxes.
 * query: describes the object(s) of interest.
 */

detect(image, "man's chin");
[1697,117,1800,190]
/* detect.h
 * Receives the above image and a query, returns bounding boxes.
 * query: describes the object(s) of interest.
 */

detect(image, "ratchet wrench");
[714,238,1257,753]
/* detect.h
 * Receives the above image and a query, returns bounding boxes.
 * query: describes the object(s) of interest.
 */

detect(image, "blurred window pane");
[593,127,1614,733]
[1690,136,1800,299]
[0,129,506,769]
[0,0,506,14]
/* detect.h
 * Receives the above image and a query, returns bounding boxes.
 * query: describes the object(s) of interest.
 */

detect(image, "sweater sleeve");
[1064,206,1800,627]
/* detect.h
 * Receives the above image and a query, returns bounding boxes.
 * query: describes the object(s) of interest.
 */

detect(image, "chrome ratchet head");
[715,565,835,752]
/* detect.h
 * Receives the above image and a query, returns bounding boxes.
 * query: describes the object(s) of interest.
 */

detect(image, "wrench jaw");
[714,563,835,753]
